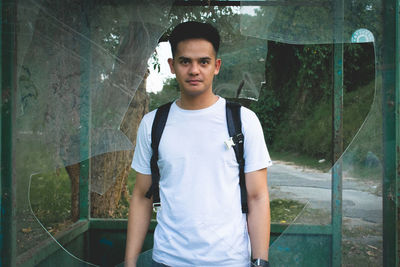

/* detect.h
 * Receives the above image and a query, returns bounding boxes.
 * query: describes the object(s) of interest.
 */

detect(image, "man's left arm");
[246,167,270,261]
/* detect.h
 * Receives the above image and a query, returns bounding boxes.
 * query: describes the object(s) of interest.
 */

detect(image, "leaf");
[366,251,375,256]
[21,227,32,233]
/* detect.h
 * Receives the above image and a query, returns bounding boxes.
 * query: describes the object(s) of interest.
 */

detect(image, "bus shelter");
[1,0,398,266]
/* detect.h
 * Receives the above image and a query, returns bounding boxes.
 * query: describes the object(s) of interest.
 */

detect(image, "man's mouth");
[187,79,201,85]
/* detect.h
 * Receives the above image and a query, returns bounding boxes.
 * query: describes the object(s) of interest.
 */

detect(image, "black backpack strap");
[226,101,248,213]
[145,102,173,211]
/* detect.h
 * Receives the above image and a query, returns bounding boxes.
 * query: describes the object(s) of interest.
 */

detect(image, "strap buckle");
[224,133,244,149]
[153,202,161,213]
[224,137,236,149]
[232,133,244,144]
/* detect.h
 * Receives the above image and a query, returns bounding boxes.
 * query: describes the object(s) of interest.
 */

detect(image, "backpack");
[145,100,248,213]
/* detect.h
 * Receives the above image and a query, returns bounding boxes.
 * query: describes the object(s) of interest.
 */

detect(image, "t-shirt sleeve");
[131,113,153,175]
[241,107,273,173]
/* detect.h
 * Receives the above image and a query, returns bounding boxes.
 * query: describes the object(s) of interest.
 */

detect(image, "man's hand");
[246,168,270,261]
[124,172,153,266]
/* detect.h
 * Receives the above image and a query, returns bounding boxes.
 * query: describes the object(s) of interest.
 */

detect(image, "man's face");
[168,38,221,98]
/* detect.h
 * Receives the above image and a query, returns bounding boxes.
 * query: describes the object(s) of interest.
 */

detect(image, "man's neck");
[177,92,219,110]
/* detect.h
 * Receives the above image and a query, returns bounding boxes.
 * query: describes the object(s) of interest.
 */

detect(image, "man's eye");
[200,60,209,65]
[180,59,190,64]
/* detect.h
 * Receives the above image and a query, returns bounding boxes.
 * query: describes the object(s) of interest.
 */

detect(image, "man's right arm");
[124,172,153,267]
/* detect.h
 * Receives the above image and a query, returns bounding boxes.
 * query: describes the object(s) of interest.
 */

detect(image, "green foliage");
[257,41,375,164]
[29,169,71,227]
[272,99,333,160]
[150,51,161,73]
[168,5,239,35]
[250,85,280,145]
[343,43,375,91]
[270,198,306,224]
[255,42,334,158]
[343,81,375,148]
[294,45,332,101]
[149,78,180,111]
[341,80,382,180]
[127,168,137,194]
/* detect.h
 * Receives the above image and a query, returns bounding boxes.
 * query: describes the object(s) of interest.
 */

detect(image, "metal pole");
[79,1,91,221]
[1,0,17,266]
[331,0,344,266]
[382,0,399,266]
[396,1,400,266]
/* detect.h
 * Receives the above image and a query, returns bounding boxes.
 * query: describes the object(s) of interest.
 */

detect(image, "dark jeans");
[151,259,171,267]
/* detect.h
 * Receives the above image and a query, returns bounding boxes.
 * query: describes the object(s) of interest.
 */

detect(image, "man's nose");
[189,63,200,75]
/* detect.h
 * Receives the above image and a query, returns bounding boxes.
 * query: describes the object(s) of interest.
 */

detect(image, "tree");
[245,2,376,160]
[149,78,180,111]
[18,0,166,221]
[89,71,149,218]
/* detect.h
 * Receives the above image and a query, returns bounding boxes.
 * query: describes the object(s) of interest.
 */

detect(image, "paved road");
[268,162,382,225]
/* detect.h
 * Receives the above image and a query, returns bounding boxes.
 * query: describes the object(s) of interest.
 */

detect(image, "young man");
[125,21,272,267]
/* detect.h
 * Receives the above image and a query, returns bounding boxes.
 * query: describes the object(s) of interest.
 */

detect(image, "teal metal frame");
[397,1,400,264]
[78,4,92,263]
[332,0,344,265]
[79,0,92,222]
[1,0,16,266]
[382,0,399,266]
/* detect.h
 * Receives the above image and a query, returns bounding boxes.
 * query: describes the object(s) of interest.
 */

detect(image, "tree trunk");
[65,71,149,219]
[62,10,158,218]
[90,72,149,218]
[65,164,81,221]
[88,19,152,217]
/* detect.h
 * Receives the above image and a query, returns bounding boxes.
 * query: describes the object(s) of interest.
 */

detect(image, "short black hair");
[169,21,220,57]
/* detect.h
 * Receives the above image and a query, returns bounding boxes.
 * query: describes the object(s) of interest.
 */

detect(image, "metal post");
[1,0,17,266]
[396,2,400,266]
[331,0,344,266]
[382,0,399,266]
[396,2,400,267]
[79,2,91,221]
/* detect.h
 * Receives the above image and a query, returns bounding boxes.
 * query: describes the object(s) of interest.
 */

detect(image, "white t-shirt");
[132,97,272,267]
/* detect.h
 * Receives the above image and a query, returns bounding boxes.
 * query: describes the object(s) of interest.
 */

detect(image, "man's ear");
[167,58,175,74]
[214,58,222,75]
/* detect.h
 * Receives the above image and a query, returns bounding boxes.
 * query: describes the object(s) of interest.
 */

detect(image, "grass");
[342,222,382,266]
[29,169,72,230]
[270,198,307,224]
[270,198,332,225]
[127,169,137,193]
[17,169,74,255]
[27,168,142,228]
[342,240,382,267]
[270,80,377,175]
